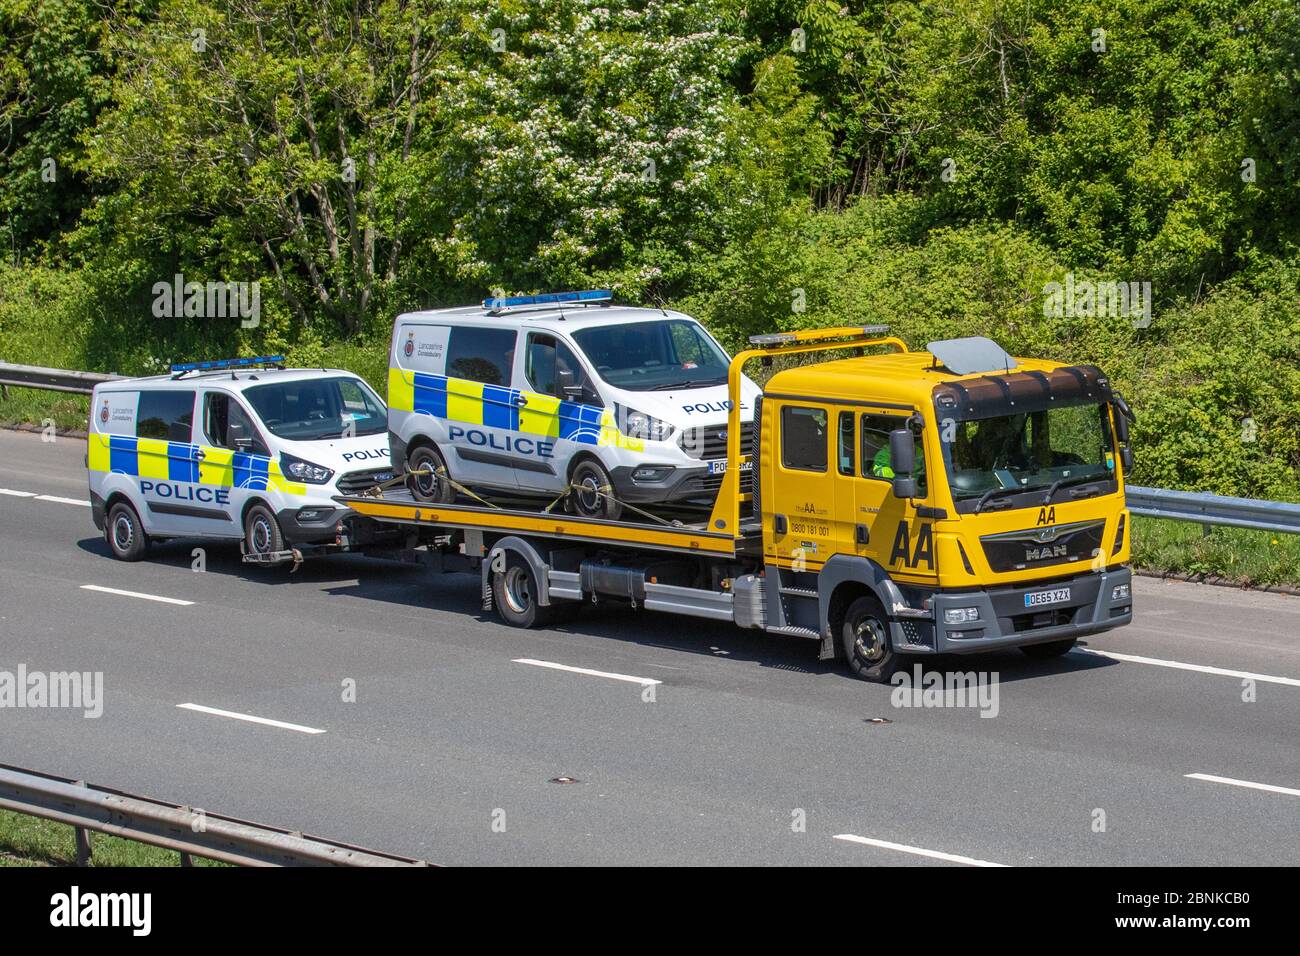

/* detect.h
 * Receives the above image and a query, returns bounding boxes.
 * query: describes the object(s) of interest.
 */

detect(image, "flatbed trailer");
[340,326,1135,681]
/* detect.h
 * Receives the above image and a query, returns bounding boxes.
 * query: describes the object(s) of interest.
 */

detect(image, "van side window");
[137,390,194,442]
[525,334,599,404]
[446,327,516,386]
[205,393,266,455]
[781,405,828,472]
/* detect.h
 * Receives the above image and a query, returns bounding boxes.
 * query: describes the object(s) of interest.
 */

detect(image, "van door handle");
[855,523,869,545]
[192,449,206,462]
[774,514,787,535]
[514,395,528,407]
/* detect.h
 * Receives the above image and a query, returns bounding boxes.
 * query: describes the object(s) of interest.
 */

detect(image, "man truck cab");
[88,356,394,564]
[386,289,761,519]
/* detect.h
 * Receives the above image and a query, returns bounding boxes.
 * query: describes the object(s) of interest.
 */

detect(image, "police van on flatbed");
[347,325,1136,681]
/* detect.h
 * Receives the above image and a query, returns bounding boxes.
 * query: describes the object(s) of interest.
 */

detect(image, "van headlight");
[281,453,334,484]
[616,405,675,442]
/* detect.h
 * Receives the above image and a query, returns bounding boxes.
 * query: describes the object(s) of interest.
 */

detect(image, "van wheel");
[493,554,557,628]
[1020,638,1076,658]
[407,444,455,503]
[841,595,901,682]
[106,502,149,561]
[569,459,622,520]
[244,504,285,558]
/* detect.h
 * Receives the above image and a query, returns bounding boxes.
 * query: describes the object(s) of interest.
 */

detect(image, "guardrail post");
[73,780,92,865]
[180,851,194,867]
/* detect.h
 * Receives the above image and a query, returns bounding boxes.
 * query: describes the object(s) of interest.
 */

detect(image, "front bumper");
[609,463,741,505]
[892,567,1133,655]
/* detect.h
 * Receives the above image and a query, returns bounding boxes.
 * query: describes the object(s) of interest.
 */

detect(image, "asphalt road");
[1,428,1296,865]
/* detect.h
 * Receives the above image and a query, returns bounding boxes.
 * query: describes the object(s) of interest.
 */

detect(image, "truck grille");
[678,421,755,461]
[980,520,1106,573]
[337,468,397,496]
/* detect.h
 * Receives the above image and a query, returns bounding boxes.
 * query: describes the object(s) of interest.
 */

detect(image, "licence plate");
[707,459,753,475]
[1024,587,1070,608]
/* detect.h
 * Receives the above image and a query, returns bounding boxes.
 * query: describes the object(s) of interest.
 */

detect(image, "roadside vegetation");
[3,0,1298,583]
[0,809,228,867]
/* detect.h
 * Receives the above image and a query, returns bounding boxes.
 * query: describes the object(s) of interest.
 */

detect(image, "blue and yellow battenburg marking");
[87,434,306,494]
[388,369,644,452]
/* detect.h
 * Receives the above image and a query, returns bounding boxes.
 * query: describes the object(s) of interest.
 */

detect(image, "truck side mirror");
[1120,446,1133,472]
[888,428,914,476]
[1113,405,1130,445]
[892,476,918,499]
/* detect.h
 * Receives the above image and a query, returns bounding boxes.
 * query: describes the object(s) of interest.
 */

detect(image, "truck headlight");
[943,607,980,625]
[617,406,675,442]
[281,453,334,484]
[1111,583,1131,601]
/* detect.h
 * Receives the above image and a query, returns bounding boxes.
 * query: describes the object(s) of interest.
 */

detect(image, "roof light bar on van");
[748,325,890,347]
[170,355,285,377]
[482,289,612,312]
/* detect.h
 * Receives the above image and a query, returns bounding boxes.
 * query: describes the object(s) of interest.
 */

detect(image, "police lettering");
[341,447,388,463]
[139,480,230,505]
[448,425,554,459]
[681,400,749,416]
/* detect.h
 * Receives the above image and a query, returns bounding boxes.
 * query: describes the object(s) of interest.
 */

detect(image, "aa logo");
[889,521,934,570]
[1037,506,1057,526]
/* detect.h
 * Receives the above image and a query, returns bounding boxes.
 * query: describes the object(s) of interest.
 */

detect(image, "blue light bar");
[482,289,612,310]
[170,355,285,374]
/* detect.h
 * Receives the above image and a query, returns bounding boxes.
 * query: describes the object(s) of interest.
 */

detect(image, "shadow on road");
[76,534,1118,686]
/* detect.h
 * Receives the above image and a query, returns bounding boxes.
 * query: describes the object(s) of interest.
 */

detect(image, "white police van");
[387,290,760,519]
[87,356,395,563]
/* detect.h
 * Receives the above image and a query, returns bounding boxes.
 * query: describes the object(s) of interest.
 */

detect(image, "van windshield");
[243,377,386,441]
[571,320,729,391]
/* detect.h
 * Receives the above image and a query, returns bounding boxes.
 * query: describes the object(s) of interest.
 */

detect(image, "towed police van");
[87,356,395,563]
[387,290,761,519]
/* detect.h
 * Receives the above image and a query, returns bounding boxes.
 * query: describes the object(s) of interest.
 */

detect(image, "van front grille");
[678,421,755,461]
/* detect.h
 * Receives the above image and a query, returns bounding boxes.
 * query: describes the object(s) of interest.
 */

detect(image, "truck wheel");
[106,502,149,561]
[493,554,556,628]
[244,504,285,558]
[569,459,622,521]
[1020,638,1076,658]
[407,444,455,504]
[841,595,900,682]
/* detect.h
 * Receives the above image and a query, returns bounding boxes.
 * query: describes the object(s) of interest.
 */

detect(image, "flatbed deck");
[338,489,762,558]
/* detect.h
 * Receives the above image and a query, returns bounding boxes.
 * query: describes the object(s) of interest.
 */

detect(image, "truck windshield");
[571,320,729,391]
[944,402,1116,506]
[243,376,386,441]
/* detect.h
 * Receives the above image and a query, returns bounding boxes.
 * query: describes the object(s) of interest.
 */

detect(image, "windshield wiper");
[1039,473,1107,504]
[972,486,1023,513]
[649,379,724,391]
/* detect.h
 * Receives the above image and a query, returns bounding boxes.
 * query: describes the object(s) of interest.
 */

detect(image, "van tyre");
[244,504,285,559]
[493,554,557,628]
[407,444,455,504]
[1020,638,1076,658]
[106,502,149,561]
[569,459,622,520]
[841,595,901,682]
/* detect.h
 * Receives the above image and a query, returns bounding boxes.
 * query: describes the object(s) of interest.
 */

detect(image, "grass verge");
[1130,515,1300,590]
[0,809,228,867]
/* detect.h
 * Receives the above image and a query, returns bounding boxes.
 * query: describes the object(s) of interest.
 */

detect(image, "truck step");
[766,624,820,639]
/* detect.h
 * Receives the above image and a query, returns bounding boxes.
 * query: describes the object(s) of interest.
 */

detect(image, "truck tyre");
[493,554,557,628]
[1020,638,1076,658]
[569,458,622,521]
[841,595,900,682]
[106,501,149,562]
[244,504,285,559]
[407,444,455,504]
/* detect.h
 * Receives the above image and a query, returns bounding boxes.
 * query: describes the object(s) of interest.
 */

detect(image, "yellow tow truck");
[340,326,1134,681]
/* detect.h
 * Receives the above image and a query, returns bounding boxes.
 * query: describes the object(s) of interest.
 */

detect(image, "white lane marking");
[177,703,326,735]
[834,834,1008,867]
[513,658,662,687]
[1074,647,1300,688]
[35,494,90,507]
[81,584,194,606]
[0,488,38,497]
[1185,773,1300,799]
